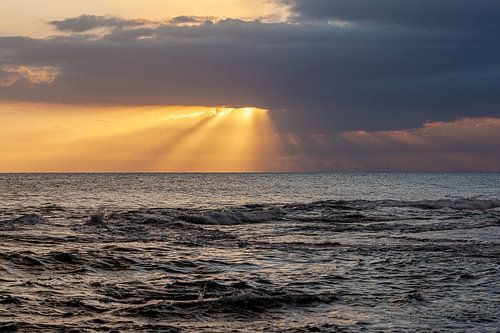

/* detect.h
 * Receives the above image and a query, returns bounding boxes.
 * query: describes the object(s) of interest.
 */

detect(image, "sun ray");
[0,103,278,172]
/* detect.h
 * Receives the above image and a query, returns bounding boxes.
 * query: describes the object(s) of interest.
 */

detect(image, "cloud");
[340,117,500,154]
[282,0,500,34]
[169,16,215,26]
[1,2,498,171]
[0,13,499,132]
[49,15,147,32]
[270,117,500,172]
[0,65,60,87]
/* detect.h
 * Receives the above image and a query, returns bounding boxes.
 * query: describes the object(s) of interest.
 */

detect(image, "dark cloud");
[283,0,500,34]
[49,15,147,32]
[283,117,500,172]
[0,12,499,132]
[169,16,214,25]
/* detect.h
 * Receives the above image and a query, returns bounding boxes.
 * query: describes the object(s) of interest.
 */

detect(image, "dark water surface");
[0,173,499,332]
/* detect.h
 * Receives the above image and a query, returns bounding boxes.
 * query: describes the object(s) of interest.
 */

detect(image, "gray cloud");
[169,16,215,25]
[273,117,500,172]
[283,0,500,34]
[49,15,147,32]
[0,13,499,132]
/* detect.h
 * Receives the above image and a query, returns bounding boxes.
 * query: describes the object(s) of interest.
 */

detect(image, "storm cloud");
[1,1,500,133]
[283,0,500,33]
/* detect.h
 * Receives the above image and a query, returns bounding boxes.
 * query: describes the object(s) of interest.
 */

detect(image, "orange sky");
[0,0,286,37]
[2,103,499,172]
[0,103,279,172]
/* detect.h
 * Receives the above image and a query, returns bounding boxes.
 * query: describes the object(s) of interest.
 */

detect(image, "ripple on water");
[0,198,499,332]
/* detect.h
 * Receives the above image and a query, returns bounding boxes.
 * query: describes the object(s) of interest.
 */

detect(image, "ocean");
[0,173,499,332]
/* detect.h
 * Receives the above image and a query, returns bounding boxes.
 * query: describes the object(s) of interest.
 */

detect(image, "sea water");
[0,173,499,332]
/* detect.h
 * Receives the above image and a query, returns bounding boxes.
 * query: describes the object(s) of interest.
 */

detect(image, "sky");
[0,0,499,172]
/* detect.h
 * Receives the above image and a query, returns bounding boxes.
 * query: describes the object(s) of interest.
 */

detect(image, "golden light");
[0,103,278,172]
[150,106,272,172]
[0,0,288,38]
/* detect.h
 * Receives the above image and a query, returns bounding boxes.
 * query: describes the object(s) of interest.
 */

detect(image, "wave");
[170,198,500,226]
[2,198,499,229]
[0,213,48,230]
[300,198,500,210]
[114,290,339,319]
[179,209,283,225]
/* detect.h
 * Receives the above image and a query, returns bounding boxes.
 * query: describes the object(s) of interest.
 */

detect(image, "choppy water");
[0,173,499,332]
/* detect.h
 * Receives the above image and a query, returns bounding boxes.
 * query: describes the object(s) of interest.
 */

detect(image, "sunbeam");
[0,103,277,172]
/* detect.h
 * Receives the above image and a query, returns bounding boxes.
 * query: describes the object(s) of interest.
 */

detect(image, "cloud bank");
[1,14,499,132]
[283,0,500,33]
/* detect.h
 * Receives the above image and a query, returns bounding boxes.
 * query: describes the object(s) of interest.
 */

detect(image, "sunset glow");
[0,0,287,37]
[0,104,276,172]
[0,0,499,172]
